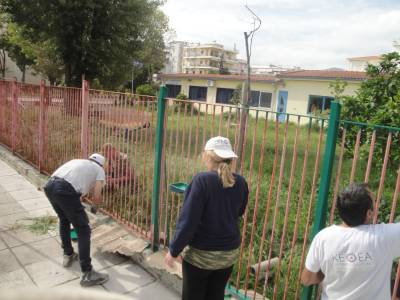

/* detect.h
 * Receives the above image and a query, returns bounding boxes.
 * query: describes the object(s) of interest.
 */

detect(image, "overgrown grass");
[25,215,58,235]
[77,102,400,298]
[7,101,399,299]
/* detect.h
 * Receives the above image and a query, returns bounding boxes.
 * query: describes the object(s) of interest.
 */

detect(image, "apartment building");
[251,64,300,75]
[347,55,382,71]
[163,41,189,74]
[182,42,246,75]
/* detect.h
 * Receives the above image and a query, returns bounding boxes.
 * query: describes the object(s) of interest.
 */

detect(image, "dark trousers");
[44,178,92,272]
[182,259,233,300]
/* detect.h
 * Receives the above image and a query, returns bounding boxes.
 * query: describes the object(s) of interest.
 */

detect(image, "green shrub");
[136,84,157,96]
[175,93,188,100]
[341,52,400,166]
[173,93,198,115]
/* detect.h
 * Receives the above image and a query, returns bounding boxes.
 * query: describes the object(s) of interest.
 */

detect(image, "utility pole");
[236,5,261,167]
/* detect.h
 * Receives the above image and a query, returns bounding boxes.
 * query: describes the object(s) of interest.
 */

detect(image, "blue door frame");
[277,91,288,122]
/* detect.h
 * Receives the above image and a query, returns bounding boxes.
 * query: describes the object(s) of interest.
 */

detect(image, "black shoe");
[63,252,78,268]
[80,269,109,287]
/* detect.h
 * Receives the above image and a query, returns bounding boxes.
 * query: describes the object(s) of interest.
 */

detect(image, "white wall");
[163,76,362,122]
[281,79,360,115]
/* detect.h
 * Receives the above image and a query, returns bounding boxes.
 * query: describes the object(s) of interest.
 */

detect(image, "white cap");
[204,136,238,159]
[89,153,105,167]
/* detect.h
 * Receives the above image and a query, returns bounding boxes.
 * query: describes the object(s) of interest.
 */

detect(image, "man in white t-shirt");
[44,153,109,287]
[301,183,400,300]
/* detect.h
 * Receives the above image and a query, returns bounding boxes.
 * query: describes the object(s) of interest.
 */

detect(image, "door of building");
[277,91,288,122]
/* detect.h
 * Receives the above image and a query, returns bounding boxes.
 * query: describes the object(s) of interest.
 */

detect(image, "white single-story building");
[160,70,366,119]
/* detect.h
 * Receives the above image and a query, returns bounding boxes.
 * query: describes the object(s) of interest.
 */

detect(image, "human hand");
[164,251,177,268]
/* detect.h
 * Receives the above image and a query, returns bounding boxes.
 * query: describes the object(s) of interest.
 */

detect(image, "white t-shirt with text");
[51,159,105,195]
[305,224,400,300]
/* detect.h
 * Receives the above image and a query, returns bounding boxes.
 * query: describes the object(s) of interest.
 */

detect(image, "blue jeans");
[44,177,92,272]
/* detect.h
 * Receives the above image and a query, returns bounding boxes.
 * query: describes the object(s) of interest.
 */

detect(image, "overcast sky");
[161,0,400,69]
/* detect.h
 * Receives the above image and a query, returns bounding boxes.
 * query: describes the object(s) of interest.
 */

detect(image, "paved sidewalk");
[0,158,179,300]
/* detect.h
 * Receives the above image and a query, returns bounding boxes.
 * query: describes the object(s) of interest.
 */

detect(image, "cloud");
[161,0,400,69]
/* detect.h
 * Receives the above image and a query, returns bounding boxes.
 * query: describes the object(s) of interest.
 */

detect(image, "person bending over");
[44,153,109,287]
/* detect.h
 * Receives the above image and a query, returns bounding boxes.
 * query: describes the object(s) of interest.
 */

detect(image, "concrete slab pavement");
[0,158,180,300]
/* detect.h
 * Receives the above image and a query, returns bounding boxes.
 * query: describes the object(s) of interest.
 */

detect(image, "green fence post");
[301,101,341,300]
[151,85,167,252]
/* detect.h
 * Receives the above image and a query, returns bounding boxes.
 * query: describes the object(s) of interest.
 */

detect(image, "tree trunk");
[21,65,26,83]
[63,65,82,116]
[0,50,5,78]
[49,76,56,86]
[65,64,72,86]
[148,65,153,83]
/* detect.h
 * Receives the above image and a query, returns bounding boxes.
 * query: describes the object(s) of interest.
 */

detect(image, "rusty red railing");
[157,97,330,299]
[0,80,399,300]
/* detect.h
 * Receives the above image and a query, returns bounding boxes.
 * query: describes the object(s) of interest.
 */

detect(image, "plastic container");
[70,228,78,241]
[169,182,188,194]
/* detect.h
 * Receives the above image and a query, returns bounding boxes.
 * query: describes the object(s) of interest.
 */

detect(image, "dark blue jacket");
[169,171,248,257]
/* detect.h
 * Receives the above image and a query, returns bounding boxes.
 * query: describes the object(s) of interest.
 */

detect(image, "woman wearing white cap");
[43,153,109,287]
[165,136,249,300]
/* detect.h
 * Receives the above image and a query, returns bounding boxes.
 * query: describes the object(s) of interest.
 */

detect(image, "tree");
[136,83,156,96]
[1,0,168,88]
[0,44,5,78]
[5,23,63,85]
[28,39,64,85]
[329,78,348,102]
[0,15,8,78]
[5,40,34,83]
[230,83,243,105]
[341,52,400,165]
[135,9,169,84]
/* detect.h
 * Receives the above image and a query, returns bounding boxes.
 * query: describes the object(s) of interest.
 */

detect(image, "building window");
[216,88,235,104]
[308,95,334,114]
[166,84,181,98]
[189,86,207,101]
[249,91,272,108]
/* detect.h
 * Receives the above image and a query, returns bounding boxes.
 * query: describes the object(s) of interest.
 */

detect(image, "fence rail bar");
[11,78,18,152]
[38,80,46,171]
[340,120,400,131]
[81,79,89,158]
